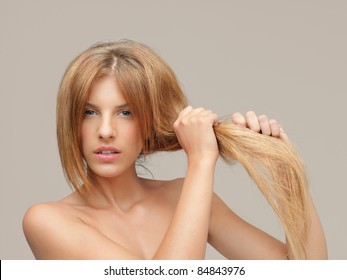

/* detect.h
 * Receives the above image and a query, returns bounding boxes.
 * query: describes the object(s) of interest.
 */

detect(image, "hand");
[231,111,289,141]
[174,106,219,163]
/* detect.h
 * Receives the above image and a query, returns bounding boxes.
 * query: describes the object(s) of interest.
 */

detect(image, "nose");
[98,116,115,140]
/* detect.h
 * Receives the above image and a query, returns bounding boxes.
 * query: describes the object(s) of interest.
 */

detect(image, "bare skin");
[23,75,327,260]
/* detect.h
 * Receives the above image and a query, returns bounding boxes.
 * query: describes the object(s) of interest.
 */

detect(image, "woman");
[23,40,327,259]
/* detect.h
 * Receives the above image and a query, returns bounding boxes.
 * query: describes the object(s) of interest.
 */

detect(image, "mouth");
[94,146,121,154]
[93,146,121,161]
[96,150,119,155]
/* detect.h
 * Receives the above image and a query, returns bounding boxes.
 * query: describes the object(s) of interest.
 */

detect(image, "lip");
[94,146,121,162]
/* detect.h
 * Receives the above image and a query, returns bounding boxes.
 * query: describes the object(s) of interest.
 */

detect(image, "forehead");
[88,75,126,105]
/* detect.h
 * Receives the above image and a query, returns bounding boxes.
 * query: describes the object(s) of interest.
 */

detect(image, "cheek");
[124,124,143,149]
[80,122,94,148]
[80,124,87,142]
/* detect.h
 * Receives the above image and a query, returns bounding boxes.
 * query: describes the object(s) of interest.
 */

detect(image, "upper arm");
[208,193,287,260]
[22,203,140,260]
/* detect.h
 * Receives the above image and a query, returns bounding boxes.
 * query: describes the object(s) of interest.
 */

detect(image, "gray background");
[0,0,346,259]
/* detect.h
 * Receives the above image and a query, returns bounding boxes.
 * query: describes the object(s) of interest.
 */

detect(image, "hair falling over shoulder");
[214,123,310,259]
[151,113,310,260]
[57,39,309,259]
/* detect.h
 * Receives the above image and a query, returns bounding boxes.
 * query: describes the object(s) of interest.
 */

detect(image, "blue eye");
[118,110,132,117]
[84,109,97,116]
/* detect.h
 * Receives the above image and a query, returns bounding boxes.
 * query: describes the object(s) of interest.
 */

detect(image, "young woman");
[23,40,327,260]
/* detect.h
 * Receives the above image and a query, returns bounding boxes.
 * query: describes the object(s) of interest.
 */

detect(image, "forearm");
[306,195,328,259]
[208,193,288,259]
[208,193,327,260]
[153,160,215,259]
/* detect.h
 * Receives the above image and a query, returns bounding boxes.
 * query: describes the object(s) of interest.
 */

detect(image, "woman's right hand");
[174,106,219,164]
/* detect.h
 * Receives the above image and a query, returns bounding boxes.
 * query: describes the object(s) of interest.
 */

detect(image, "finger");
[178,105,194,119]
[190,109,219,127]
[270,120,290,141]
[174,106,194,129]
[176,106,202,125]
[279,125,290,142]
[187,107,205,118]
[258,115,271,136]
[245,111,261,132]
[180,107,206,125]
[200,110,219,126]
[212,113,219,126]
[269,119,280,137]
[231,112,247,127]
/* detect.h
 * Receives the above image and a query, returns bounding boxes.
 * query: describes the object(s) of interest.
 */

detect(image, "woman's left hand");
[231,111,289,141]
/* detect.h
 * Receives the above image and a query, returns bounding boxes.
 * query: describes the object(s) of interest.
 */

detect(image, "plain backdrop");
[0,0,346,259]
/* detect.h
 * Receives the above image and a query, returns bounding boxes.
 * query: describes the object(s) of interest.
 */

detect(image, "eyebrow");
[85,102,129,109]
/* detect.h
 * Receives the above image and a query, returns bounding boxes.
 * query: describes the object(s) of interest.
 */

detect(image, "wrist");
[187,155,218,168]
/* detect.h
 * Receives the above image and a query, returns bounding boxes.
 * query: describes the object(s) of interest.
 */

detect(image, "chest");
[79,199,176,259]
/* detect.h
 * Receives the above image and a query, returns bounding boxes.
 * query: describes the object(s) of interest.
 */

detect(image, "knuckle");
[181,118,189,126]
[269,119,278,125]
[258,114,268,121]
[239,118,247,126]
[231,112,246,125]
[173,120,180,130]
[246,110,256,117]
[232,112,241,118]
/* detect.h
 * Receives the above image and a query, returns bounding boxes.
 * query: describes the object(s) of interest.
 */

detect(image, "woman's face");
[81,75,143,179]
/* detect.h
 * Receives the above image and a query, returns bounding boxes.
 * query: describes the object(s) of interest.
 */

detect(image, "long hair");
[56,39,309,259]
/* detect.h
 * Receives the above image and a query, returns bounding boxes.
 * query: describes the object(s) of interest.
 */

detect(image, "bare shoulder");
[23,200,139,259]
[23,198,83,228]
[23,202,75,233]
[22,201,80,258]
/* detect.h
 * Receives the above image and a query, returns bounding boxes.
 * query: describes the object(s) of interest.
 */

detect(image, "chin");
[88,164,132,179]
[93,169,124,179]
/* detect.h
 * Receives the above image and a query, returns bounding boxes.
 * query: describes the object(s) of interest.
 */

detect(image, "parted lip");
[93,146,121,154]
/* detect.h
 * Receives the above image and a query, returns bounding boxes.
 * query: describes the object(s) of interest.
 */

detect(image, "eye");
[84,109,97,117]
[118,110,132,118]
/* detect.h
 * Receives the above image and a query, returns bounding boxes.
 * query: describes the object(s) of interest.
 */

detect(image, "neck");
[85,166,146,211]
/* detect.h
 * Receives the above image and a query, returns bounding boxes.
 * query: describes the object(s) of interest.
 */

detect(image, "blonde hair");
[57,39,309,259]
